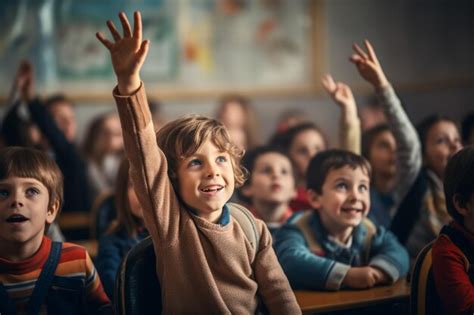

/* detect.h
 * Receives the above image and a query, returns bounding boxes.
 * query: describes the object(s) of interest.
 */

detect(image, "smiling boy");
[0,147,110,314]
[274,149,409,290]
[96,11,300,314]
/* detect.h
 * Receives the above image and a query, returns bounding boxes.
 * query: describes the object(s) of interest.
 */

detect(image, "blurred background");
[1,0,473,145]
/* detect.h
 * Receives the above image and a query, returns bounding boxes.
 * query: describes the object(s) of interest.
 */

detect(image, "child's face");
[48,102,77,142]
[100,115,123,154]
[369,130,396,177]
[0,177,57,247]
[309,166,370,231]
[424,121,462,178]
[177,140,235,222]
[243,152,296,206]
[289,129,326,180]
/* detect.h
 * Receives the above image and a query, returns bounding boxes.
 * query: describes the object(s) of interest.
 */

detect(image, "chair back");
[410,241,443,315]
[115,236,161,315]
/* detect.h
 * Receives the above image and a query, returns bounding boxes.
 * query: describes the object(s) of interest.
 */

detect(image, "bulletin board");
[0,0,323,101]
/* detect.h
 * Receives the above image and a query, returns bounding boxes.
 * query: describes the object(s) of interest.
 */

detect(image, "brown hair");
[216,94,260,149]
[156,115,247,190]
[0,146,63,213]
[306,149,371,194]
[106,158,143,237]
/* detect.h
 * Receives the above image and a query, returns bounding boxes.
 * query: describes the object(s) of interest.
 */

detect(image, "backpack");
[228,202,261,263]
[293,211,376,263]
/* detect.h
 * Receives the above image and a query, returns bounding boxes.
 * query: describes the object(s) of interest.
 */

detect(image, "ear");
[46,200,60,225]
[452,194,469,216]
[307,189,322,209]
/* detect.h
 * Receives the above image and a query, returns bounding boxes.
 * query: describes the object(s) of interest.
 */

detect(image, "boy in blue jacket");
[274,149,409,290]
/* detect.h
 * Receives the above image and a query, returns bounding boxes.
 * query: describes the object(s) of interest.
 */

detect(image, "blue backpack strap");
[27,241,62,315]
[0,282,17,315]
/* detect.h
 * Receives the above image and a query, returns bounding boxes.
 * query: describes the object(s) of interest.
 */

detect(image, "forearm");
[339,107,361,154]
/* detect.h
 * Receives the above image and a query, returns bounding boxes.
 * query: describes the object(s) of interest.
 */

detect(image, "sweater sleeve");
[368,225,409,282]
[376,85,422,211]
[254,221,301,315]
[273,224,350,290]
[432,236,474,315]
[112,83,182,248]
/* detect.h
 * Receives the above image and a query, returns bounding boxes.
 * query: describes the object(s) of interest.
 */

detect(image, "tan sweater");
[113,83,301,315]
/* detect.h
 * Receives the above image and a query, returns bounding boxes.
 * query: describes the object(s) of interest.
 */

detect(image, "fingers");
[364,39,380,64]
[136,40,150,66]
[96,32,113,49]
[352,43,368,59]
[133,11,142,42]
[107,20,122,41]
[321,74,336,93]
[119,12,132,38]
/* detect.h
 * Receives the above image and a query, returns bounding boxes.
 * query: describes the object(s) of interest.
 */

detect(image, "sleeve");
[273,224,350,290]
[368,226,410,282]
[339,107,361,154]
[96,235,122,301]
[112,83,182,248]
[253,222,302,315]
[432,236,474,315]
[1,100,28,146]
[376,85,422,210]
[84,251,112,314]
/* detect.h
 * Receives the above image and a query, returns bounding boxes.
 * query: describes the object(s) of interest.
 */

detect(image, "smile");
[6,214,29,223]
[200,185,224,193]
[341,208,363,213]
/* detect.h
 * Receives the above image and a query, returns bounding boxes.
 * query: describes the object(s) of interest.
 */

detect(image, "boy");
[432,146,474,314]
[96,12,300,314]
[0,147,110,314]
[273,149,409,290]
[238,146,296,235]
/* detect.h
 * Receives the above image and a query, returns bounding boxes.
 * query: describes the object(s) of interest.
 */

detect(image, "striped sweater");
[0,236,110,314]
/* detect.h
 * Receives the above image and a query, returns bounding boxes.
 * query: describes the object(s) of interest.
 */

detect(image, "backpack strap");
[439,225,473,273]
[361,218,376,264]
[228,203,260,263]
[27,241,62,315]
[294,211,324,255]
[0,282,17,315]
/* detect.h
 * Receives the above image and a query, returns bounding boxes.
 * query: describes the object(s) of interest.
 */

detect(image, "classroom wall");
[2,0,474,146]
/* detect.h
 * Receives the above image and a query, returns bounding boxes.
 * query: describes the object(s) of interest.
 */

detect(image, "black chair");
[410,241,443,315]
[114,236,161,315]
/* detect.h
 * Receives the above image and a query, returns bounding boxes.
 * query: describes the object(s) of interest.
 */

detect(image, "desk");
[295,279,410,314]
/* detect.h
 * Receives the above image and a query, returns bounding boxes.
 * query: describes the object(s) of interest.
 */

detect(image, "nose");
[449,140,462,153]
[10,192,24,208]
[206,162,220,178]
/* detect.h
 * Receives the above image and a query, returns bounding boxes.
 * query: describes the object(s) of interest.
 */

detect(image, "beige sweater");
[113,83,301,315]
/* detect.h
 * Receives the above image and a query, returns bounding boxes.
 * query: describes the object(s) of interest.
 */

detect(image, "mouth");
[199,185,224,194]
[341,207,364,215]
[6,214,29,223]
[270,183,282,191]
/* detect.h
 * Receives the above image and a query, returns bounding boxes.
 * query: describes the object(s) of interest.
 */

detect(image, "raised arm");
[350,40,421,208]
[322,74,361,154]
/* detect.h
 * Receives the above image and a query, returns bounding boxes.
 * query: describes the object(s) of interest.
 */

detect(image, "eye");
[336,182,348,190]
[216,156,227,163]
[188,159,202,168]
[0,188,9,198]
[358,184,368,193]
[26,187,40,196]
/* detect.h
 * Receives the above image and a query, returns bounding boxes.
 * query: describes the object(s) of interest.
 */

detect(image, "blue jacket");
[97,229,149,301]
[273,211,409,290]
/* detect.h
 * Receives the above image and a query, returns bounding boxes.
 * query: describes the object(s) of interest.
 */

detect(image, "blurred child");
[238,146,296,235]
[216,93,260,150]
[96,11,300,314]
[432,146,474,314]
[392,115,462,263]
[350,40,421,228]
[96,159,148,301]
[274,149,409,290]
[83,112,124,199]
[0,147,110,314]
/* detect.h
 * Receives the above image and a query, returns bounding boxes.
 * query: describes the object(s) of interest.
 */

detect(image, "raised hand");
[96,11,149,95]
[13,60,35,102]
[322,74,357,112]
[349,39,389,89]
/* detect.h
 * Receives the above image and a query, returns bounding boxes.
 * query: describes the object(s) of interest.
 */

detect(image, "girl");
[96,158,148,301]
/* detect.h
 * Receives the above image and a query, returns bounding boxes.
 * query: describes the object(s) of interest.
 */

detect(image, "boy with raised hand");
[0,147,110,314]
[96,11,300,314]
[273,149,409,290]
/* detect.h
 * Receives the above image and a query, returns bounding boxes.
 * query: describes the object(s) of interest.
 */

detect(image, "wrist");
[117,74,141,95]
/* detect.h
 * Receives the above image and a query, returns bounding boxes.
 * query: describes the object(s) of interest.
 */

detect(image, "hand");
[342,266,380,289]
[96,11,150,95]
[371,266,391,285]
[322,74,357,112]
[349,39,389,89]
[14,60,35,102]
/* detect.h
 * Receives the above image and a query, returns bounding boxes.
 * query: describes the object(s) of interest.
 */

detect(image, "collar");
[0,236,51,274]
[187,204,230,226]
[451,220,474,244]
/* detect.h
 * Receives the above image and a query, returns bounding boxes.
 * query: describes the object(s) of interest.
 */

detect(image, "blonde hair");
[0,146,63,215]
[156,115,247,189]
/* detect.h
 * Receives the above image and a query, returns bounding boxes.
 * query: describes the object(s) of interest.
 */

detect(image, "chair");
[114,236,161,315]
[410,241,443,315]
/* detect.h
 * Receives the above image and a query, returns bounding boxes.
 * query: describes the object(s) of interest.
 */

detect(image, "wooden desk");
[295,279,410,314]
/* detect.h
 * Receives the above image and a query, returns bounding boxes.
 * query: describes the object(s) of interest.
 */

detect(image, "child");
[350,40,421,228]
[392,115,462,263]
[432,146,474,314]
[273,149,409,290]
[0,147,110,314]
[96,158,148,301]
[238,146,296,235]
[96,11,300,314]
